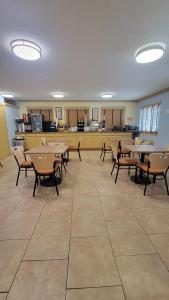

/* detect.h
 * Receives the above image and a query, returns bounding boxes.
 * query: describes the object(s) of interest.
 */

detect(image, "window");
[139,103,160,133]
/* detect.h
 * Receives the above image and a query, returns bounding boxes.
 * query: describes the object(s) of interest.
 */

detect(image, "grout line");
[130,207,169,273]
[66,284,123,290]
[5,197,47,295]
[94,177,127,300]
[65,167,74,299]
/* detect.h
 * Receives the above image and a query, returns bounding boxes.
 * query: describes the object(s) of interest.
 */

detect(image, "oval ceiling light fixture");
[1,92,14,98]
[11,39,42,61]
[52,92,64,99]
[135,43,165,64]
[101,93,113,99]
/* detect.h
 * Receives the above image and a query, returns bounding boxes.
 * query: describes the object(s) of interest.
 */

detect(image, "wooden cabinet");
[28,108,52,121]
[0,105,10,159]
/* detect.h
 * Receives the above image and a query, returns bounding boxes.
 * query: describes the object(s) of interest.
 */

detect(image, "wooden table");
[126,145,168,155]
[126,145,169,184]
[25,144,68,155]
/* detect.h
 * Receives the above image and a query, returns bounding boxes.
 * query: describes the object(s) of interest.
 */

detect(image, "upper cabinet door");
[41,109,52,121]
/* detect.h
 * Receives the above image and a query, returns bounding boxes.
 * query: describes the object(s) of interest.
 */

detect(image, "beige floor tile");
[133,208,169,234]
[0,240,28,292]
[14,198,45,213]
[24,222,70,260]
[116,254,169,300]
[66,286,125,300]
[40,209,71,223]
[71,209,107,237]
[107,219,155,256]
[73,193,101,210]
[125,193,169,209]
[44,198,72,211]
[100,197,129,212]
[102,207,134,221]
[0,212,39,240]
[0,294,8,300]
[74,181,97,194]
[149,234,169,269]
[67,237,120,288]
[7,260,67,300]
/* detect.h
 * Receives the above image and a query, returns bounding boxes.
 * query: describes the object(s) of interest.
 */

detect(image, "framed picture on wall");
[55,107,63,120]
[92,108,99,121]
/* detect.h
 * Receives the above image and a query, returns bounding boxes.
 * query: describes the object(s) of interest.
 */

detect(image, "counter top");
[16,131,133,135]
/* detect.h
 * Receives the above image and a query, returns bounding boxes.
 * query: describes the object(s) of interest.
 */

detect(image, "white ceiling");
[0,0,169,101]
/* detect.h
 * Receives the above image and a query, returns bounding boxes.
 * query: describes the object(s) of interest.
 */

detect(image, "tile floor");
[0,151,169,299]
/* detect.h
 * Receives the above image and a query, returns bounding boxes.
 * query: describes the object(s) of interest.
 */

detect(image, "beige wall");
[18,100,137,125]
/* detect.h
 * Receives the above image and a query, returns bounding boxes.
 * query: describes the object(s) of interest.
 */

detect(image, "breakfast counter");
[16,131,132,150]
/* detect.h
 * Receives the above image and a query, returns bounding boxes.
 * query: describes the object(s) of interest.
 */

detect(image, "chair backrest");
[164,144,169,150]
[111,145,119,160]
[41,137,47,146]
[29,154,57,172]
[12,146,25,165]
[120,140,134,146]
[149,153,169,171]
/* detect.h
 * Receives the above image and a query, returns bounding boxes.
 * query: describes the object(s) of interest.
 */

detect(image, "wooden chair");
[100,143,112,161]
[12,146,32,186]
[30,154,61,197]
[111,145,138,183]
[136,153,169,195]
[68,142,81,161]
[118,140,134,157]
[47,141,67,173]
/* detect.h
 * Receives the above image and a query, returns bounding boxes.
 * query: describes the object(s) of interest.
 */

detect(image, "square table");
[25,144,68,155]
[125,145,169,184]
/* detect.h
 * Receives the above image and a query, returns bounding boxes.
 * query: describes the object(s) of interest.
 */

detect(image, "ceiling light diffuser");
[101,93,113,99]
[11,39,41,60]
[135,43,165,64]
[1,92,14,98]
[52,93,64,99]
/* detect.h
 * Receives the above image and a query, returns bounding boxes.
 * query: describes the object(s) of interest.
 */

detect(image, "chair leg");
[33,175,37,197]
[0,162,2,167]
[78,150,81,161]
[144,173,149,196]
[54,177,59,195]
[63,161,66,172]
[164,175,169,195]
[111,162,115,175]
[100,149,103,159]
[102,151,106,161]
[135,167,138,183]
[115,166,120,183]
[153,175,156,184]
[128,165,131,175]
[25,168,27,177]
[16,167,21,186]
